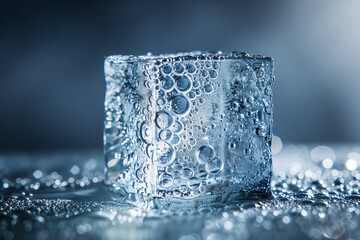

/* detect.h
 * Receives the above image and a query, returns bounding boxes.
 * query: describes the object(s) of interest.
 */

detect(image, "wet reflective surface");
[1,141,360,240]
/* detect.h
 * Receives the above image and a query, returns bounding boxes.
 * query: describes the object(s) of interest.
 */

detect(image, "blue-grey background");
[1,0,359,151]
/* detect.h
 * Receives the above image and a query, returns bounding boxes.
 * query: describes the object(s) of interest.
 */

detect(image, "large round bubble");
[175,75,192,92]
[174,63,185,74]
[156,111,173,129]
[153,141,176,167]
[170,95,190,115]
[186,63,197,74]
[195,145,215,164]
[159,173,173,188]
[161,64,172,75]
[161,76,175,91]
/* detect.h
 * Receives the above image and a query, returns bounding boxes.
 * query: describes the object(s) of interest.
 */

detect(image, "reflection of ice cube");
[104,51,274,208]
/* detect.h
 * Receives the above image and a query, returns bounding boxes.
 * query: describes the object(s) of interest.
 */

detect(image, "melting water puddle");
[31,186,113,201]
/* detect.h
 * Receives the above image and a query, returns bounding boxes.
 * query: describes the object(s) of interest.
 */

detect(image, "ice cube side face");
[104,53,274,205]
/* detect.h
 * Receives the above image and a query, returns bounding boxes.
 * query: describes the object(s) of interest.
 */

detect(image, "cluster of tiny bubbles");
[134,55,223,196]
[2,140,360,239]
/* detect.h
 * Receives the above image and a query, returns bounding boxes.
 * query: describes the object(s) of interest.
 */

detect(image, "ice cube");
[104,51,274,209]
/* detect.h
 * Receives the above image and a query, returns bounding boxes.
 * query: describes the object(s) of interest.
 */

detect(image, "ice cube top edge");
[105,51,273,64]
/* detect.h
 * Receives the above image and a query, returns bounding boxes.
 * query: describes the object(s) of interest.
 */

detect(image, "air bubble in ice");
[161,76,175,91]
[170,95,190,115]
[176,75,192,93]
[196,145,215,164]
[205,157,224,174]
[153,142,176,167]
[204,84,213,94]
[156,111,173,129]
[172,121,184,133]
[188,177,201,190]
[181,168,194,179]
[171,134,181,145]
[159,173,173,188]
[193,80,200,89]
[174,63,185,74]
[209,69,217,78]
[188,91,196,99]
[159,130,173,141]
[186,63,197,74]
[140,122,153,143]
[161,64,172,75]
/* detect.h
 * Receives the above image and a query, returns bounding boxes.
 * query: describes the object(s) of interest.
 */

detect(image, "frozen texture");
[104,51,274,208]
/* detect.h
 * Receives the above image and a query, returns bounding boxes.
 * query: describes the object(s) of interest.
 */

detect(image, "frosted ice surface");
[104,51,274,208]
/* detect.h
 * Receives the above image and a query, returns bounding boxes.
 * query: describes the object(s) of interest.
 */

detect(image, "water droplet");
[174,163,182,172]
[33,170,42,179]
[346,159,357,170]
[231,100,239,110]
[70,165,80,175]
[205,157,224,174]
[170,95,190,115]
[158,89,165,97]
[156,111,173,129]
[256,126,267,137]
[107,158,119,168]
[166,166,173,174]
[265,86,272,96]
[179,185,187,192]
[146,144,154,158]
[196,145,215,164]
